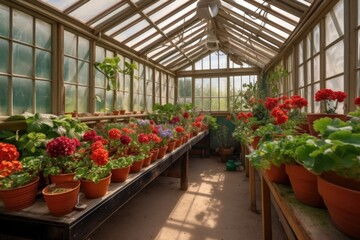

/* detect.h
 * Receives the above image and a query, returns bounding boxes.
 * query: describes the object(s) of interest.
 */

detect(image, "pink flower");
[46,136,78,157]
[83,130,97,142]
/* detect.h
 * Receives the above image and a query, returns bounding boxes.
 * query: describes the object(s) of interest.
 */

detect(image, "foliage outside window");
[177,77,192,104]
[194,77,227,111]
[133,62,145,112]
[0,6,52,115]
[63,30,90,113]
[229,75,258,111]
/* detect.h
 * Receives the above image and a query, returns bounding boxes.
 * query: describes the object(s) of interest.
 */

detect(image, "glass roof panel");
[40,0,80,11]
[90,4,130,28]
[157,3,196,29]
[69,0,122,23]
[268,4,300,22]
[143,0,168,14]
[127,28,157,47]
[148,1,189,22]
[114,19,150,42]
[162,12,196,35]
[147,45,171,58]
[105,13,141,36]
[134,34,163,51]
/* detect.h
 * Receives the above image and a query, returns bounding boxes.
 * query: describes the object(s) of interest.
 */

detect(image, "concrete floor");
[88,156,287,240]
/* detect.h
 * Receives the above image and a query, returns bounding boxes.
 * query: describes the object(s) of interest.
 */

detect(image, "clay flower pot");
[166,140,176,153]
[265,164,289,184]
[111,166,131,183]
[150,148,159,162]
[42,181,80,216]
[49,173,75,184]
[157,146,168,159]
[0,176,39,211]
[130,159,144,173]
[142,154,152,168]
[81,174,111,199]
[285,164,324,208]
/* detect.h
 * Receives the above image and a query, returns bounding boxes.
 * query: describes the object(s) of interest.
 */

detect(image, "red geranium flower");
[138,133,150,144]
[148,133,162,143]
[91,140,104,151]
[0,143,20,161]
[354,97,360,106]
[120,135,132,145]
[175,126,185,133]
[46,136,78,157]
[108,128,121,140]
[83,130,97,142]
[264,97,279,111]
[0,160,22,177]
[91,148,108,166]
[290,95,308,109]
[183,112,190,119]
[271,107,288,125]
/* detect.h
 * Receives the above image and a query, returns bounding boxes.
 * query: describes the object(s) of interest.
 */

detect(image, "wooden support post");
[261,174,272,240]
[180,150,189,190]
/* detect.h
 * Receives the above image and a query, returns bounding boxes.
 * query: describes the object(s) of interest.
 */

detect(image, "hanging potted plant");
[0,143,42,211]
[94,56,136,114]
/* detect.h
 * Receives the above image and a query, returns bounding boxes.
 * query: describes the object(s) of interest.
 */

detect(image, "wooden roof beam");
[266,0,305,18]
[63,0,90,15]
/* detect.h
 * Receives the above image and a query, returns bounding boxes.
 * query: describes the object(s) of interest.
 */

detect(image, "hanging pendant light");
[196,0,222,19]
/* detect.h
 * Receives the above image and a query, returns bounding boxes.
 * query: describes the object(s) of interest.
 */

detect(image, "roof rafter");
[63,0,89,15]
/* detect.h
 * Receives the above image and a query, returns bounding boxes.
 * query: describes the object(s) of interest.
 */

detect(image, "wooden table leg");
[180,150,189,190]
[249,163,257,212]
[261,174,272,240]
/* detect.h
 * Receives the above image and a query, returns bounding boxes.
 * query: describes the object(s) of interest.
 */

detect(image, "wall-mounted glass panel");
[13,10,33,44]
[306,61,311,84]
[325,0,344,45]
[0,4,10,37]
[358,31,360,67]
[64,84,76,112]
[78,86,89,113]
[78,37,90,60]
[203,78,210,97]
[78,61,89,85]
[219,52,227,69]
[298,65,304,87]
[0,39,9,73]
[95,88,105,112]
[36,49,51,79]
[306,33,311,60]
[306,86,312,113]
[298,41,303,64]
[35,80,51,113]
[35,19,51,50]
[64,57,77,83]
[313,24,320,54]
[0,76,9,115]
[13,43,33,76]
[314,83,320,113]
[314,55,320,82]
[211,78,218,97]
[210,52,218,69]
[13,77,33,114]
[325,40,344,78]
[64,31,77,57]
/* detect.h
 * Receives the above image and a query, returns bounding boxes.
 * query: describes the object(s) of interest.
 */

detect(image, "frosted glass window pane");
[13,10,33,44]
[313,24,320,54]
[78,61,89,85]
[314,55,320,82]
[0,39,9,73]
[298,65,304,87]
[203,55,210,70]
[306,34,311,60]
[78,37,89,60]
[0,4,10,37]
[314,83,320,113]
[36,19,51,50]
[211,78,218,97]
[298,42,303,64]
[325,0,344,45]
[125,93,130,110]
[146,95,152,113]
[326,41,344,78]
[211,53,218,69]
[211,98,219,111]
[306,86,312,113]
[64,84,76,112]
[203,78,210,96]
[64,57,76,83]
[133,77,139,93]
[0,76,9,115]
[133,95,139,110]
[203,98,210,111]
[36,49,51,79]
[306,61,311,84]
[220,98,227,111]
[155,82,160,97]
[64,31,77,57]
[35,80,51,113]
[13,43,33,76]
[95,88,105,112]
[357,71,360,95]
[219,53,227,69]
[161,84,166,97]
[106,90,113,111]
[13,77,33,114]
[195,60,202,70]
[78,86,89,113]
[139,79,144,93]
[146,81,153,94]
[326,75,344,113]
[220,78,227,97]
[125,75,131,91]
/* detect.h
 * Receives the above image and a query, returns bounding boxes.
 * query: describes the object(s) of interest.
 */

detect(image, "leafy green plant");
[266,65,288,97]
[108,156,134,169]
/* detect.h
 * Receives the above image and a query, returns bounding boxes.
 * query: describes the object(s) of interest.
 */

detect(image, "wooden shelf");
[0,131,209,240]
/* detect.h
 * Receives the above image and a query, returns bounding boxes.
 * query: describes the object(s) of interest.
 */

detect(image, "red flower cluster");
[108,128,121,140]
[237,112,254,123]
[288,95,308,109]
[0,143,20,161]
[91,140,104,151]
[175,126,185,133]
[0,159,22,177]
[46,136,79,157]
[264,97,279,111]
[196,114,204,122]
[138,133,150,144]
[148,133,162,143]
[354,97,360,106]
[83,130,97,142]
[169,116,181,124]
[122,128,135,134]
[183,112,190,119]
[192,121,202,129]
[315,89,347,102]
[91,148,108,166]
[271,107,288,125]
[120,135,132,145]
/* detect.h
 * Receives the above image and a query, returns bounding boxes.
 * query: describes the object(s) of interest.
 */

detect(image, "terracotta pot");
[174,138,181,148]
[318,176,360,239]
[191,131,199,137]
[81,174,111,199]
[307,113,347,137]
[265,164,289,184]
[49,173,75,184]
[111,166,131,183]
[150,148,159,162]
[0,176,39,211]
[112,110,120,115]
[218,147,234,163]
[185,133,191,143]
[157,146,168,159]
[42,181,80,216]
[285,164,324,208]
[251,136,261,149]
[142,154,152,168]
[321,171,360,191]
[166,140,176,153]
[130,159,144,173]
[119,110,126,115]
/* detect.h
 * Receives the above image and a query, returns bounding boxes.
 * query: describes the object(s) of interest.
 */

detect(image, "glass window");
[178,77,192,104]
[0,6,52,116]
[145,66,153,113]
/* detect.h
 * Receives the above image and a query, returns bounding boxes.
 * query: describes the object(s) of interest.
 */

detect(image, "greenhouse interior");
[0,0,359,239]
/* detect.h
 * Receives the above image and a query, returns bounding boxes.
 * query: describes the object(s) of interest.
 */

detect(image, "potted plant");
[295,117,360,238]
[215,124,235,162]
[307,88,347,136]
[43,136,81,184]
[108,155,134,182]
[0,143,42,211]
[94,56,136,114]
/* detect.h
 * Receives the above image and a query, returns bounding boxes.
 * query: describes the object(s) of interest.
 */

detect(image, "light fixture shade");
[196,0,221,19]
[206,41,219,50]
